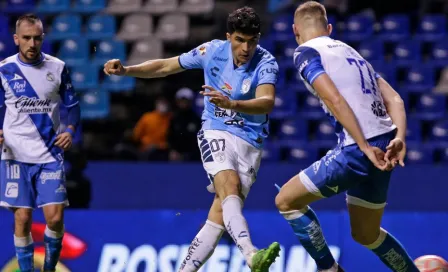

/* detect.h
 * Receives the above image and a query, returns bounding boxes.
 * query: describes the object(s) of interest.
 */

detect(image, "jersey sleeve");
[178,42,211,70]
[0,78,5,130]
[257,60,279,86]
[293,46,326,85]
[59,66,79,107]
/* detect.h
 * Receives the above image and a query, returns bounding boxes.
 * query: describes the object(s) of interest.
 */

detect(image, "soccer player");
[0,14,80,272]
[274,2,419,272]
[104,6,280,272]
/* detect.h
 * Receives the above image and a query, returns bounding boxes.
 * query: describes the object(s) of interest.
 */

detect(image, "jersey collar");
[16,52,45,67]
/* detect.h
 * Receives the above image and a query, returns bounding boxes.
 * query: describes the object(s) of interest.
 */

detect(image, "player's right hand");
[385,138,406,167]
[0,129,3,144]
[103,59,126,76]
[362,145,391,171]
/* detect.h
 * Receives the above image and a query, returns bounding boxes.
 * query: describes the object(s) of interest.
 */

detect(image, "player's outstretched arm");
[104,57,185,78]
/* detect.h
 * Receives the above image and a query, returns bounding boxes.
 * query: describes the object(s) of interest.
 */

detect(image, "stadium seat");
[47,14,81,40]
[315,119,337,142]
[41,40,53,55]
[287,144,318,165]
[258,37,275,54]
[36,0,70,13]
[270,91,297,119]
[414,93,446,119]
[179,0,214,15]
[300,93,325,119]
[4,0,36,13]
[116,14,153,41]
[73,0,105,13]
[271,14,293,41]
[261,143,281,162]
[378,14,410,41]
[102,75,135,93]
[106,0,141,14]
[143,0,178,15]
[440,147,448,164]
[327,15,337,39]
[405,144,434,164]
[70,65,99,90]
[92,39,126,66]
[342,14,374,42]
[280,40,298,60]
[85,14,115,40]
[57,38,89,66]
[127,38,163,66]
[430,39,448,67]
[369,60,397,87]
[278,118,308,141]
[415,15,447,42]
[431,120,448,142]
[0,15,10,36]
[358,39,384,61]
[0,35,17,60]
[392,40,421,67]
[406,120,422,142]
[402,66,435,92]
[155,13,189,42]
[80,90,110,119]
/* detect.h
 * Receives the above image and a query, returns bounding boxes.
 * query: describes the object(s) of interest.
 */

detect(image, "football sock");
[280,206,336,270]
[43,225,64,271]
[14,233,34,272]
[178,220,224,272]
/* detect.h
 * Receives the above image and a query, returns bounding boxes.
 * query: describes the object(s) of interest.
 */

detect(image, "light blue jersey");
[179,40,279,149]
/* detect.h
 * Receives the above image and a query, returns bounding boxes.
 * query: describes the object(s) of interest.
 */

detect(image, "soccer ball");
[415,255,448,272]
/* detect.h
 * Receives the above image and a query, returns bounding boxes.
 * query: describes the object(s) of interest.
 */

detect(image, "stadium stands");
[0,0,446,163]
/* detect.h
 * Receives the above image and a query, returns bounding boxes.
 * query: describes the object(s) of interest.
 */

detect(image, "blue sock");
[14,234,34,272]
[281,206,335,270]
[366,228,419,272]
[43,225,64,271]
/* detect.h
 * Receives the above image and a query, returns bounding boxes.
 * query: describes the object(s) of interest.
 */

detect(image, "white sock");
[178,220,224,272]
[14,233,33,247]
[222,195,257,266]
[45,225,64,239]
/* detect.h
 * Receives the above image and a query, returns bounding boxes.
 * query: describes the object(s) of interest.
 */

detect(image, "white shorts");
[197,129,262,198]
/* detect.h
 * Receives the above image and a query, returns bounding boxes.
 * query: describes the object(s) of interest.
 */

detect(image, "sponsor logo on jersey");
[199,46,206,55]
[213,56,228,62]
[15,96,52,114]
[10,73,23,81]
[40,170,63,184]
[221,82,232,94]
[12,81,26,93]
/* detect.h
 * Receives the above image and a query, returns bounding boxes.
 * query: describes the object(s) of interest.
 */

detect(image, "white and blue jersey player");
[275,2,419,272]
[0,14,80,272]
[104,7,282,272]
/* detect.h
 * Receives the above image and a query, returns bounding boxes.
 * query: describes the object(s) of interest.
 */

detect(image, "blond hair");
[294,1,328,28]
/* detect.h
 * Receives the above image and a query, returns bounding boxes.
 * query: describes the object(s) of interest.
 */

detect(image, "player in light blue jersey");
[104,6,280,272]
[274,2,419,272]
[0,14,80,272]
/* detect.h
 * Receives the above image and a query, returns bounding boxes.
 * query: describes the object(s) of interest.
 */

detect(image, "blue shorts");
[0,160,69,209]
[299,130,396,209]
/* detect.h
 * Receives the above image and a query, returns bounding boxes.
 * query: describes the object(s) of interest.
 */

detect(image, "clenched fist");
[103,59,127,76]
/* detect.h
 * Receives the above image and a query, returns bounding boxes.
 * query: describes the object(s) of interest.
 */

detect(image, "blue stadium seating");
[4,0,36,13]
[300,93,325,119]
[369,60,397,87]
[358,39,384,61]
[414,94,446,119]
[315,119,337,142]
[261,143,281,162]
[379,14,410,41]
[46,14,82,40]
[287,144,318,165]
[0,15,9,36]
[86,14,116,40]
[430,39,448,67]
[41,41,53,55]
[194,95,205,116]
[80,90,110,119]
[0,35,17,60]
[402,66,435,92]
[58,38,89,66]
[70,65,99,90]
[92,39,125,66]
[278,118,308,142]
[271,91,297,119]
[415,15,447,42]
[36,0,70,13]
[342,14,374,42]
[393,40,421,67]
[406,120,422,142]
[73,0,105,13]
[405,144,434,164]
[440,147,448,164]
[271,14,293,41]
[431,120,448,142]
[102,75,136,92]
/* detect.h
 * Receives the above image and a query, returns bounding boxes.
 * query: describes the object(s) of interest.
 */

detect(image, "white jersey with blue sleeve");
[179,40,279,149]
[294,36,396,146]
[0,53,79,163]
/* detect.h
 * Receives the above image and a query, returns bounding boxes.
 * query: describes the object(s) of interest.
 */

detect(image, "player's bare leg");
[276,174,343,272]
[42,204,65,272]
[347,203,419,272]
[214,169,280,271]
[13,208,35,272]
[178,195,225,272]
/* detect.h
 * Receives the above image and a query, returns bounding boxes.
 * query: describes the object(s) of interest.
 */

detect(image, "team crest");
[241,78,251,94]
[46,72,54,81]
[199,46,206,56]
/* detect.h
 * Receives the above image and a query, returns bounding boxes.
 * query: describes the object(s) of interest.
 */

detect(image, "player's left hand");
[201,85,235,109]
[362,145,391,171]
[54,132,72,151]
[385,138,406,168]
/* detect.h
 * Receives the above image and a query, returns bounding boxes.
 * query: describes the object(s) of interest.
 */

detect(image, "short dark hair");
[227,6,261,36]
[16,13,42,31]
